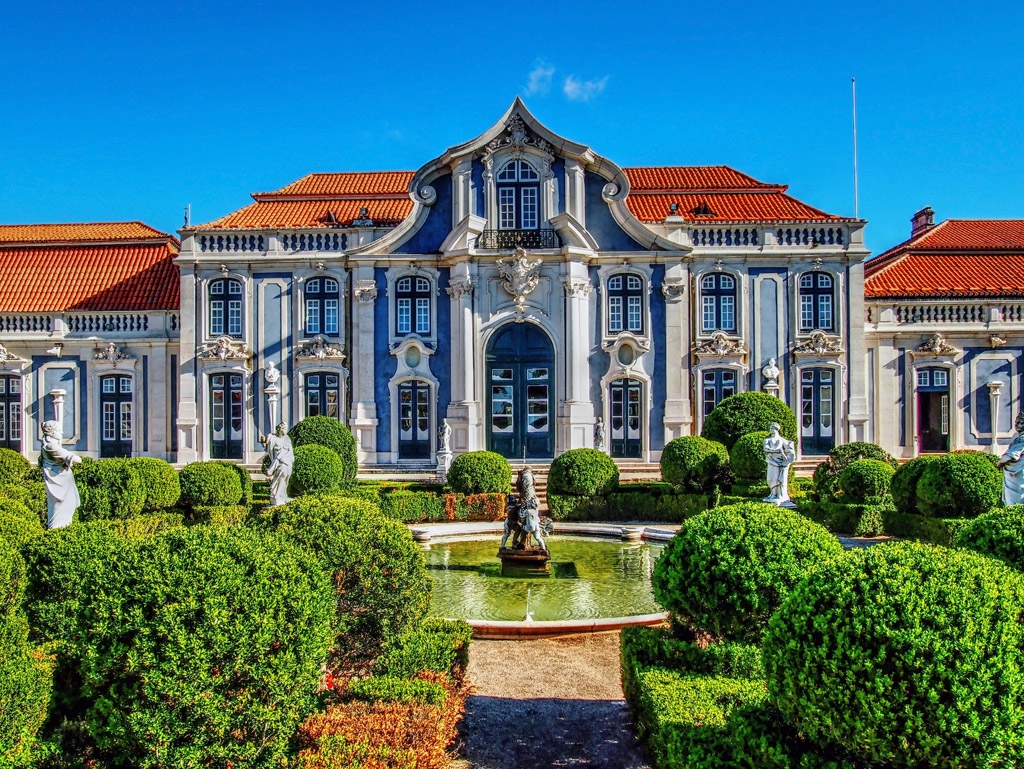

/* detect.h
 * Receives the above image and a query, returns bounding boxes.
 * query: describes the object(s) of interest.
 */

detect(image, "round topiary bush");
[701,392,797,451]
[74,458,147,521]
[955,505,1024,572]
[916,450,1002,519]
[652,502,843,643]
[250,494,430,665]
[126,457,181,512]
[218,461,254,505]
[0,482,46,526]
[812,442,898,502]
[289,416,358,489]
[838,458,896,504]
[548,448,619,496]
[0,448,29,485]
[890,455,937,515]
[69,525,335,768]
[730,431,771,481]
[446,451,512,495]
[660,436,732,494]
[179,462,243,509]
[764,541,1024,768]
[290,444,344,496]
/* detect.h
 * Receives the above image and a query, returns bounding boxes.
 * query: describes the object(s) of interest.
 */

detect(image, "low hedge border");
[797,499,891,537]
[370,490,506,523]
[881,509,973,546]
[549,485,711,522]
[189,505,251,527]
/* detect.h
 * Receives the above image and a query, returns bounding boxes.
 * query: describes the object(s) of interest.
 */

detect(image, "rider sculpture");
[501,466,547,551]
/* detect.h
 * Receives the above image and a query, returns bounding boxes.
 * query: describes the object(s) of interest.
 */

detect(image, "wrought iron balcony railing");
[478,229,559,250]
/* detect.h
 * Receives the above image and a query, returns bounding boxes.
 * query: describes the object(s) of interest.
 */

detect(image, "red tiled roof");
[0,224,179,312]
[623,166,849,224]
[256,171,414,198]
[866,219,1024,298]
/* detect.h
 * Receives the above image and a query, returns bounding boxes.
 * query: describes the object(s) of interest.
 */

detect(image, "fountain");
[497,466,552,567]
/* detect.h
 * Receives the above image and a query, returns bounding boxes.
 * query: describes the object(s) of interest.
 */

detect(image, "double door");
[486,324,554,459]
[398,380,430,459]
[210,373,243,459]
[100,375,133,458]
[0,375,21,451]
[800,368,835,455]
[609,378,643,458]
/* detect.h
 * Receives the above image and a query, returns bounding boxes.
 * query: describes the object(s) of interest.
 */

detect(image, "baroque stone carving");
[917,333,957,355]
[496,248,543,311]
[483,114,554,163]
[354,282,378,303]
[199,336,249,360]
[794,330,843,356]
[991,334,1007,349]
[695,331,746,357]
[445,280,474,300]
[94,342,133,361]
[0,343,27,364]
[661,280,685,300]
[296,336,346,361]
[761,358,780,385]
[563,279,593,297]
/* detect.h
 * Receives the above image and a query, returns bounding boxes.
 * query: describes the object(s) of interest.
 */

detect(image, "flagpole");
[852,77,859,220]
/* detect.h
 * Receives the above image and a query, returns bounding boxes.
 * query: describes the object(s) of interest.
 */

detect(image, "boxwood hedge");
[916,450,1002,518]
[837,458,895,504]
[547,448,618,496]
[661,436,732,494]
[955,504,1024,572]
[0,482,47,526]
[812,442,898,502]
[73,458,147,521]
[889,454,936,515]
[178,461,243,509]
[446,451,512,495]
[289,415,358,489]
[126,457,181,511]
[291,444,345,496]
[701,392,797,451]
[729,431,770,482]
[0,448,29,485]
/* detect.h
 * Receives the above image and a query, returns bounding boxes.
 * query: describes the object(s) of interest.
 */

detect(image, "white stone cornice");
[0,343,28,365]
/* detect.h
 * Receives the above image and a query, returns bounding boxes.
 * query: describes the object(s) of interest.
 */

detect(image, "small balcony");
[478,229,559,250]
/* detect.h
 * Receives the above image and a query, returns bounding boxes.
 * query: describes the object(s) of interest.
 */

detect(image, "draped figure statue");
[40,420,82,528]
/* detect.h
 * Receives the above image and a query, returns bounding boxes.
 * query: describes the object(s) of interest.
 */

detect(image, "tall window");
[305,278,340,337]
[209,278,242,337]
[702,369,737,418]
[305,373,340,418]
[701,274,737,333]
[396,277,431,335]
[608,274,644,334]
[799,272,834,332]
[496,160,541,230]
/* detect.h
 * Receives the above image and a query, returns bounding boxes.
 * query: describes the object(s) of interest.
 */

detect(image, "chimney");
[910,206,935,237]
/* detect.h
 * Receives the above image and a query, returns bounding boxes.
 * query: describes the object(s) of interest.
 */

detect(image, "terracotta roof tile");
[0,225,179,312]
[626,192,849,224]
[258,171,414,198]
[905,219,1024,250]
[623,165,780,191]
[195,199,413,230]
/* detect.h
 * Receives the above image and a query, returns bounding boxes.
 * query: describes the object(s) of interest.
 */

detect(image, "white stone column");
[349,264,379,463]
[175,259,199,462]
[662,260,691,441]
[560,260,595,449]
[48,389,67,435]
[445,260,479,453]
[988,380,1004,454]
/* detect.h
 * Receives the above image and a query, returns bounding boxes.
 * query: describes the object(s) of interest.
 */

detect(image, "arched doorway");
[486,323,555,459]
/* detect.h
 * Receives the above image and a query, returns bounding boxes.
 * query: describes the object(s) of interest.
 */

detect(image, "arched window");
[701,274,736,333]
[209,278,242,337]
[396,277,431,336]
[607,274,644,334]
[496,160,541,230]
[305,277,340,337]
[799,272,834,332]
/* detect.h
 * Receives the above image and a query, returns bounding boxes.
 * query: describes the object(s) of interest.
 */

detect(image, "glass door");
[0,376,22,452]
[398,380,430,459]
[916,368,950,453]
[486,324,555,459]
[100,375,133,458]
[610,378,643,458]
[211,373,244,459]
[800,368,835,455]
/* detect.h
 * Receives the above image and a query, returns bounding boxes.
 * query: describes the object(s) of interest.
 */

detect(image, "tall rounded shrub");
[701,392,797,451]
[652,502,843,642]
[812,442,898,502]
[179,461,243,508]
[955,505,1024,572]
[661,436,731,494]
[730,431,771,481]
[126,457,181,511]
[764,542,1024,768]
[289,416,358,489]
[916,450,1002,518]
[890,455,936,515]
[446,451,512,494]
[548,448,619,496]
[74,458,147,521]
[838,458,895,504]
[291,444,344,496]
[0,448,29,485]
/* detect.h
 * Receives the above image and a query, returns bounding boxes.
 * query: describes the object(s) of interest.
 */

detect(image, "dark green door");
[0,375,22,452]
[800,368,835,456]
[211,373,243,459]
[610,378,643,458]
[486,324,554,459]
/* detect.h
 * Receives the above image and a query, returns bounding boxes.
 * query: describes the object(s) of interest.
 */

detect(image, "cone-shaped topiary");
[661,436,732,494]
[548,448,619,496]
[701,392,797,451]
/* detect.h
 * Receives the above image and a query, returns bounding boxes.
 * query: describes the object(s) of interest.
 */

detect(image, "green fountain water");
[423,535,665,622]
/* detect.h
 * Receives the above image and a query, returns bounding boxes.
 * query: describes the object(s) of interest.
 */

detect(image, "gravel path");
[453,633,651,769]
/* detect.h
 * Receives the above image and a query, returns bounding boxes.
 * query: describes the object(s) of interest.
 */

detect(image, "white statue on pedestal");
[595,418,606,453]
[260,423,294,507]
[40,420,82,528]
[763,422,797,507]
[998,411,1024,507]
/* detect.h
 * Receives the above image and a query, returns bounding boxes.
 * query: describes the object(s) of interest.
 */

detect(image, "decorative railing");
[775,227,845,247]
[280,233,346,252]
[1002,304,1024,322]
[198,234,266,253]
[690,228,759,247]
[893,304,986,325]
[0,315,51,333]
[65,314,149,334]
[170,314,179,332]
[478,229,559,250]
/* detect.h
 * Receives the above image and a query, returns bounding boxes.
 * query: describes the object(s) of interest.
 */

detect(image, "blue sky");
[1,0,1021,254]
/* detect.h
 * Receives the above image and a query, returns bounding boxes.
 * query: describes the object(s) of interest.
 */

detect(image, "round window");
[617,345,635,366]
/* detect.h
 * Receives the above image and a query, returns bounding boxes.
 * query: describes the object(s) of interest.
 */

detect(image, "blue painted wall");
[963,348,1016,446]
[750,269,782,392]
[472,162,485,217]
[435,268,452,420]
[34,361,84,450]
[396,174,453,255]
[650,264,666,451]
[552,158,565,216]
[374,268,396,451]
[255,276,287,439]
[584,172,646,251]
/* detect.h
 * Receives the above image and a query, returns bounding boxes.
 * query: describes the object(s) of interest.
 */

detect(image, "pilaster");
[661,260,691,440]
[560,260,595,449]
[350,264,379,462]
[444,259,480,453]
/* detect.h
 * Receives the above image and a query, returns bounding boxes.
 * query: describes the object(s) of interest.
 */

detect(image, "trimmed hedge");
[0,509,45,548]
[955,505,1024,572]
[701,392,797,451]
[729,431,770,481]
[90,512,185,541]
[548,486,709,522]
[621,626,763,681]
[890,454,936,515]
[347,676,449,708]
[190,504,250,527]
[882,510,971,546]
[838,458,895,504]
[652,502,843,642]
[798,498,890,537]
[764,541,1024,768]
[178,461,243,508]
[661,436,732,494]
[291,444,345,496]
[289,415,358,489]
[73,458,147,521]
[548,448,619,496]
[0,613,54,767]
[0,448,30,485]
[218,461,253,506]
[0,535,26,617]
[812,442,898,502]
[916,450,1002,518]
[0,482,47,526]
[126,457,181,511]
[374,618,473,681]
[445,451,512,495]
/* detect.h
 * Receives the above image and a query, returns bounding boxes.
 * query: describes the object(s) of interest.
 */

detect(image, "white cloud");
[524,62,555,96]
[563,74,608,102]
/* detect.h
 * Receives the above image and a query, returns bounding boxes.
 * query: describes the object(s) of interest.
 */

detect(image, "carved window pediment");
[792,330,843,360]
[296,336,346,362]
[199,336,249,361]
[93,342,133,362]
[694,332,747,363]
[909,333,958,361]
[0,343,28,367]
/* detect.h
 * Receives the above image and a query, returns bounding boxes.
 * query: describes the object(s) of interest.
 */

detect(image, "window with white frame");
[799,272,834,332]
[305,278,340,337]
[607,274,644,334]
[496,160,541,230]
[209,278,243,337]
[700,273,737,333]
[396,276,431,336]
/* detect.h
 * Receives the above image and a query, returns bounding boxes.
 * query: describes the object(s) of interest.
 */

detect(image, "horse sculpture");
[501,466,547,551]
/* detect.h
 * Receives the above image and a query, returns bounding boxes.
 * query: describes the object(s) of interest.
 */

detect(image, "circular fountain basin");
[414,522,674,638]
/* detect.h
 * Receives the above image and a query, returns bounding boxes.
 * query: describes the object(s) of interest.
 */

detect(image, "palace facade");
[0,100,1019,468]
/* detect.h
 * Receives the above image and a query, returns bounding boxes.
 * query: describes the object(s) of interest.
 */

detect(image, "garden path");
[453,633,650,769]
